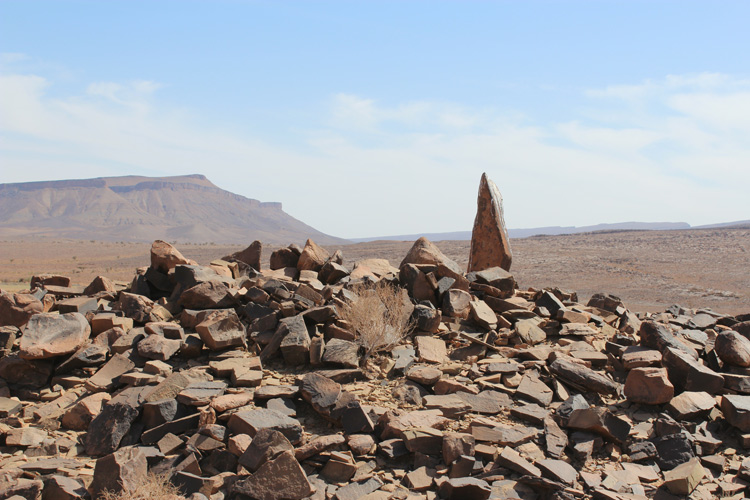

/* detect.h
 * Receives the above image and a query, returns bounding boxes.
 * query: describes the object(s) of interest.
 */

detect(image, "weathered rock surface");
[467,172,512,272]
[19,312,90,360]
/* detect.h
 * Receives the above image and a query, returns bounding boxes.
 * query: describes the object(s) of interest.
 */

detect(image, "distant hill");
[0,174,347,245]
[351,221,695,242]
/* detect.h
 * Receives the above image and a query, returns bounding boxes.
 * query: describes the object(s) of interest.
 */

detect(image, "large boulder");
[19,312,90,360]
[467,172,512,272]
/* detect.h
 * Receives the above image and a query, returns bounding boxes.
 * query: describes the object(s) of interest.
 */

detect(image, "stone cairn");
[0,173,749,500]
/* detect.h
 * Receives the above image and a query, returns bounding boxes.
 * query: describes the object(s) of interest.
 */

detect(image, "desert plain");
[2,227,748,315]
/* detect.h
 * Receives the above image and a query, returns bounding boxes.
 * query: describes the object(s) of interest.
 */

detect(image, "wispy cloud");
[1,65,749,237]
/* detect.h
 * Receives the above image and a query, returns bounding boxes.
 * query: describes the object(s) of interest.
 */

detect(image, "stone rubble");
[0,176,748,500]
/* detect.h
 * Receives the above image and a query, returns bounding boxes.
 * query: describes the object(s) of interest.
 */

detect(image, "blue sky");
[1,1,749,238]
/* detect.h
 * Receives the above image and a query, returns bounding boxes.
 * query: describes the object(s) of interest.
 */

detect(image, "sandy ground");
[1,227,748,315]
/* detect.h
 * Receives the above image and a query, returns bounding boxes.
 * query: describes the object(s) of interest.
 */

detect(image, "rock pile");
[0,177,749,500]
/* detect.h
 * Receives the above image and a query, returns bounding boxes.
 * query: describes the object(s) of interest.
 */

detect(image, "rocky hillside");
[0,174,347,245]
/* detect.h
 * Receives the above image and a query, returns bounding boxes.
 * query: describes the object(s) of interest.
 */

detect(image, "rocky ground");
[1,237,749,500]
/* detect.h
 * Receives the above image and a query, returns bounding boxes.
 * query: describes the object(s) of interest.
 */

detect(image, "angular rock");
[85,387,145,456]
[232,449,313,500]
[415,336,447,364]
[399,237,462,276]
[438,477,491,500]
[151,239,191,273]
[62,392,111,431]
[639,321,698,359]
[179,281,235,309]
[624,367,674,405]
[226,240,262,271]
[495,446,541,476]
[516,373,553,407]
[467,173,512,273]
[566,407,631,444]
[442,289,472,319]
[653,433,695,470]
[42,475,87,500]
[19,312,90,360]
[195,309,246,350]
[137,334,181,361]
[0,290,43,328]
[515,319,546,346]
[228,408,303,445]
[279,315,311,366]
[549,357,619,395]
[322,338,360,368]
[663,457,705,495]
[297,239,330,272]
[239,428,294,472]
[412,303,441,333]
[667,391,716,420]
[721,394,750,432]
[90,446,148,498]
[662,346,724,394]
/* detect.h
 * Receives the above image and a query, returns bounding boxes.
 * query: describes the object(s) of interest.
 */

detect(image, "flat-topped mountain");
[0,174,347,245]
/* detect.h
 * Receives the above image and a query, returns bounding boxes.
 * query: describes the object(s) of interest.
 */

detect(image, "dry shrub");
[98,473,184,500]
[339,280,414,360]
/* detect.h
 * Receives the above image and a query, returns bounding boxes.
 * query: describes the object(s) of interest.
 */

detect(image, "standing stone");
[19,312,90,360]
[468,173,512,272]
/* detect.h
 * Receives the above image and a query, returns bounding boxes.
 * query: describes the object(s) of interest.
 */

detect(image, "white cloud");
[1,69,749,238]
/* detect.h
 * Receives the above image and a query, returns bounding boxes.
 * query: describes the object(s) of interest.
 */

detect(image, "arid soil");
[2,227,749,315]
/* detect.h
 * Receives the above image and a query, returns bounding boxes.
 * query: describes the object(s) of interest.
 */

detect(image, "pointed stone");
[468,173,512,272]
[399,237,462,275]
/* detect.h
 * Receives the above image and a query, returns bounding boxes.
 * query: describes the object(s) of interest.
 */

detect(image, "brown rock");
[295,434,346,461]
[662,346,724,394]
[549,356,619,395]
[663,458,705,495]
[467,173,512,272]
[721,394,750,432]
[195,309,246,350]
[151,240,191,273]
[495,446,541,476]
[667,391,716,420]
[239,428,294,472]
[226,240,262,271]
[0,290,44,327]
[566,407,631,444]
[90,446,148,498]
[83,275,117,296]
[415,336,447,364]
[715,330,750,367]
[232,450,313,500]
[624,367,674,405]
[41,475,87,500]
[19,312,90,360]
[442,289,472,319]
[62,392,111,430]
[348,434,376,456]
[179,281,235,309]
[270,247,299,270]
[399,237,462,276]
[406,365,443,385]
[297,239,330,272]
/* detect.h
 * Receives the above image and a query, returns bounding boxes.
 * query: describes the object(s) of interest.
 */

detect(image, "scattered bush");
[339,281,414,361]
[99,472,183,500]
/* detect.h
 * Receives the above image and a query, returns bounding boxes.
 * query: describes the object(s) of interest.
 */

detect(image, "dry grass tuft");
[339,280,414,361]
[98,473,184,500]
